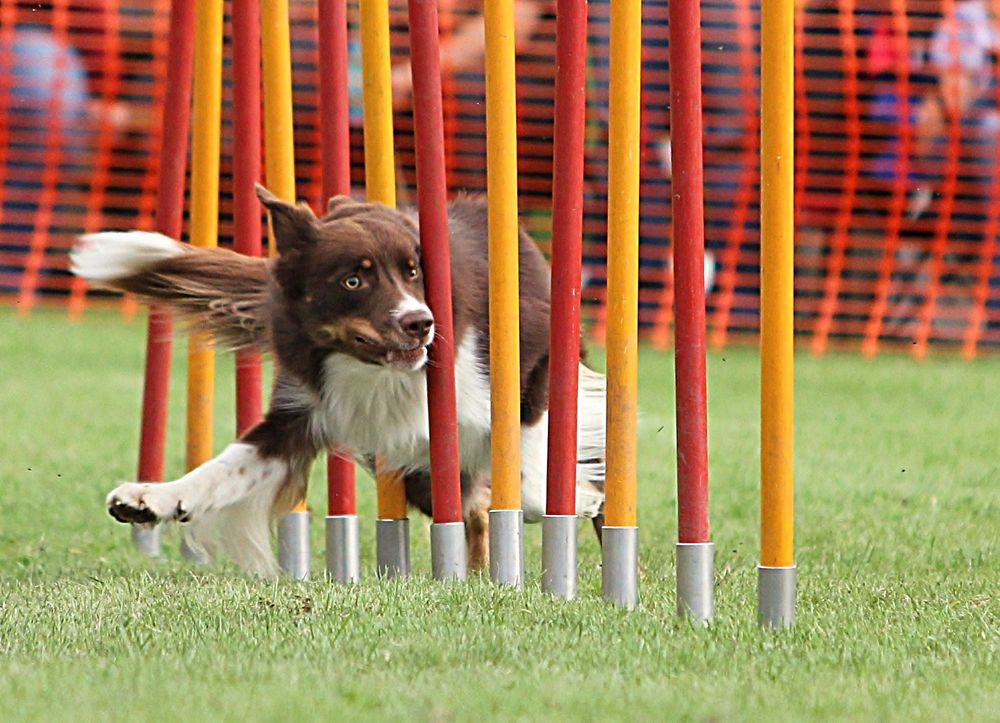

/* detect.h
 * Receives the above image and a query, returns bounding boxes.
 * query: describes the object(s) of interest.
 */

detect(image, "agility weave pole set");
[129,0,795,624]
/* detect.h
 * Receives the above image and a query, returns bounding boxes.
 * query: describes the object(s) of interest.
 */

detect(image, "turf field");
[1,307,997,722]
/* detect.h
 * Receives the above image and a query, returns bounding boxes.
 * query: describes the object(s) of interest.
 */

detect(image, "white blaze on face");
[392,292,435,340]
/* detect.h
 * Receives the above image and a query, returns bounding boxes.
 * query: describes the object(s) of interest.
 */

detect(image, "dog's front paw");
[106,483,188,525]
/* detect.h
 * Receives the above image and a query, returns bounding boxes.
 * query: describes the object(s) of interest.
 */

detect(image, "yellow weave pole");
[185,0,223,472]
[359,0,397,208]
[484,0,523,586]
[261,0,310,578]
[261,0,298,220]
[602,0,641,609]
[374,460,408,519]
[359,0,408,528]
[758,0,796,627]
[604,0,640,529]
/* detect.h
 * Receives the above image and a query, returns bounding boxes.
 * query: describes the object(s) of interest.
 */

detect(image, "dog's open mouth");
[354,334,428,370]
[385,346,428,369]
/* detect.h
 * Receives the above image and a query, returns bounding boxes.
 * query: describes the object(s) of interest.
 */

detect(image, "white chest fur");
[314,331,493,474]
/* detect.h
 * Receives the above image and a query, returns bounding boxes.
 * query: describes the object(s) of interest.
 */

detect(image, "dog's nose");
[399,309,434,339]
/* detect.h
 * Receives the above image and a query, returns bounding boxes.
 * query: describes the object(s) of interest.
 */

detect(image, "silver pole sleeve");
[602,525,639,610]
[541,514,577,599]
[278,509,310,581]
[758,564,796,628]
[676,542,714,624]
[376,518,411,579]
[325,514,360,583]
[430,521,467,581]
[489,509,524,588]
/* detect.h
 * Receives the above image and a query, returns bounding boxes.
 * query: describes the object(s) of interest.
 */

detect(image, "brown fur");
[115,248,271,350]
[465,504,490,571]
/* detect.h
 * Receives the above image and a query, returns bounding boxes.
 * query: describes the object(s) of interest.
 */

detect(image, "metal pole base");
[489,509,524,588]
[325,514,360,583]
[758,564,796,628]
[430,521,467,581]
[376,518,411,579]
[676,542,714,624]
[278,510,310,581]
[541,514,577,600]
[602,526,639,610]
[132,525,161,557]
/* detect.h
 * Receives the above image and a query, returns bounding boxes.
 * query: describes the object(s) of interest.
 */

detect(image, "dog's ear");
[324,194,375,222]
[255,184,317,254]
[326,194,354,216]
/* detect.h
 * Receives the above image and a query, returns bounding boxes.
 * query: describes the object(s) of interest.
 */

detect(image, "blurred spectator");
[910,0,1000,218]
[0,1,148,297]
[893,0,1000,335]
[0,3,138,163]
[929,0,998,114]
[0,27,89,158]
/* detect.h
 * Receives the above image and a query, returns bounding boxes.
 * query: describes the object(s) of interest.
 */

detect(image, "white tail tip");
[71,231,185,283]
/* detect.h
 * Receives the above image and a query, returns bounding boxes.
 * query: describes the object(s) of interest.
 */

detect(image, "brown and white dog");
[71,187,606,575]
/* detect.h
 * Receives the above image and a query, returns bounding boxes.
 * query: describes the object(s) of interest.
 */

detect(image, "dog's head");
[257,185,433,371]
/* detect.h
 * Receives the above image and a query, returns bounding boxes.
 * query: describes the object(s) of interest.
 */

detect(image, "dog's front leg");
[105,443,290,526]
[105,406,317,575]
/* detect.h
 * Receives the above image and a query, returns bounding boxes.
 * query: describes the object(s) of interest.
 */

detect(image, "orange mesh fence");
[0,0,169,309]
[1,0,998,355]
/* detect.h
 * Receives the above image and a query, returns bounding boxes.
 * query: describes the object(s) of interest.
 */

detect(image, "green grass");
[1,307,997,722]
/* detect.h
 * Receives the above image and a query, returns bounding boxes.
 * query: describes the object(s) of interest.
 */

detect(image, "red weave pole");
[318,0,357,516]
[232,0,264,437]
[406,0,463,524]
[544,0,587,518]
[668,0,710,544]
[318,0,351,201]
[137,0,196,483]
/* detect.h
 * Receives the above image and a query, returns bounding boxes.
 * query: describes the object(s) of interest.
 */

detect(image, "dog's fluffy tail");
[71,231,271,349]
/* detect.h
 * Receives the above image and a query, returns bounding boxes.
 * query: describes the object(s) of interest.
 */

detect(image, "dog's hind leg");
[105,407,318,576]
[401,468,491,571]
[460,472,491,571]
[465,505,489,572]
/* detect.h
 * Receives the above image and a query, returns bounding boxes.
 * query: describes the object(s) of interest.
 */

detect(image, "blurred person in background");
[892,0,1000,336]
[0,1,147,295]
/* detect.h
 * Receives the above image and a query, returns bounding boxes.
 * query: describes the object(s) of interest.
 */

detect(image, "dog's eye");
[407,267,419,279]
[342,275,362,290]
